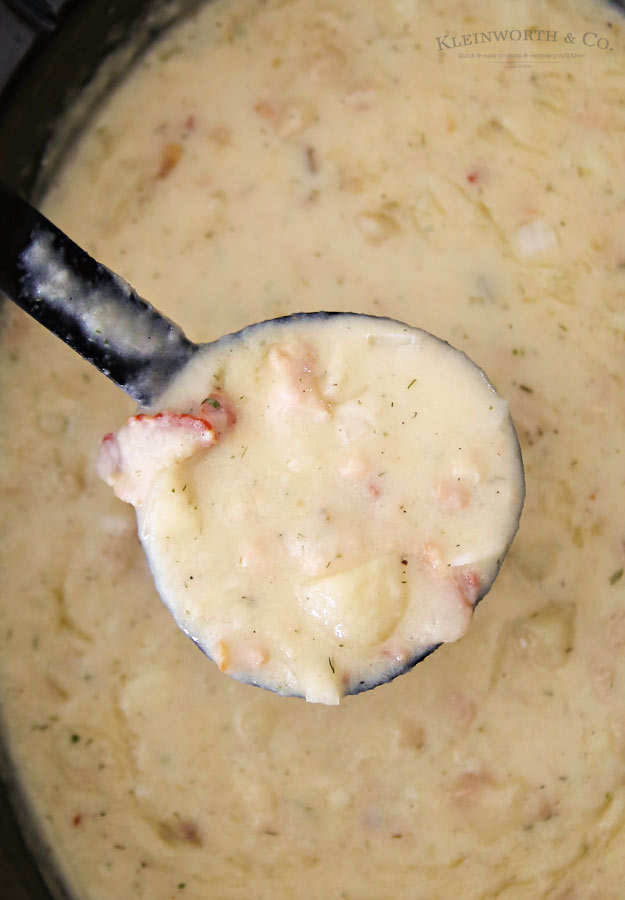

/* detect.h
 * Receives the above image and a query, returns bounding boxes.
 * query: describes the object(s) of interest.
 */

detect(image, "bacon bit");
[522,788,559,826]
[245,645,269,668]
[131,413,216,451]
[368,480,382,499]
[381,643,410,665]
[447,690,476,729]
[157,142,183,179]
[209,126,231,145]
[268,341,331,419]
[184,115,197,132]
[466,170,479,184]
[97,432,121,482]
[180,820,202,845]
[254,100,277,122]
[454,570,481,607]
[72,813,82,827]
[134,411,213,433]
[97,412,218,506]
[436,479,471,511]
[252,99,317,140]
[214,640,230,672]
[198,389,237,437]
[452,771,492,806]
[215,640,268,672]
[536,797,557,822]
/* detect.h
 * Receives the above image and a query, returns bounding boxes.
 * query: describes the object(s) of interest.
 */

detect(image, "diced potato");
[511,537,560,582]
[141,466,201,545]
[509,602,576,670]
[298,555,408,647]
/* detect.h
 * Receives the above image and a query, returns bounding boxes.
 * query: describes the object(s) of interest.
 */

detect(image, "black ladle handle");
[0,180,198,406]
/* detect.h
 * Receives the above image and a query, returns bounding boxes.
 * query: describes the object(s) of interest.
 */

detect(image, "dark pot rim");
[0,0,624,897]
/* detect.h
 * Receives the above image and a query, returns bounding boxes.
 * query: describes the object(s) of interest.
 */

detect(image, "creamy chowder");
[99,313,524,703]
[1,0,625,898]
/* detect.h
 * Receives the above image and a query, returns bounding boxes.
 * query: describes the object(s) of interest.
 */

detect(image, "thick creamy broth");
[1,0,625,897]
[99,314,524,703]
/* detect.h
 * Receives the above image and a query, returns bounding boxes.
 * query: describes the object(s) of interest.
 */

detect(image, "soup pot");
[1,0,624,897]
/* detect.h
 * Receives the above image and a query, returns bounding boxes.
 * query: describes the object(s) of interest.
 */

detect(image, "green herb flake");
[407,378,416,389]
[207,398,221,409]
[70,734,81,744]
[519,384,534,393]
[328,657,335,673]
[609,568,624,585]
